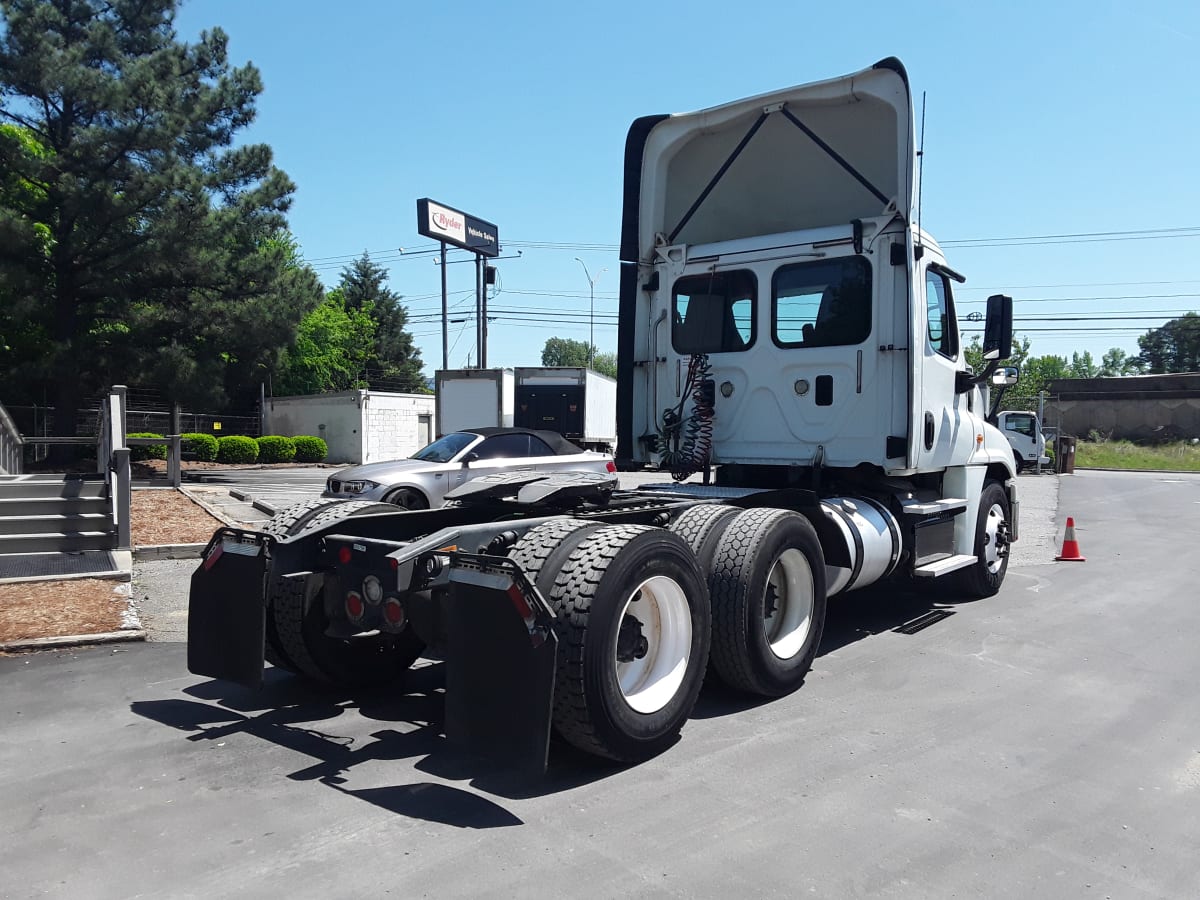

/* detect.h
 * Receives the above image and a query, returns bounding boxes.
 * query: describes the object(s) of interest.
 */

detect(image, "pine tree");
[338,253,425,392]
[0,0,321,439]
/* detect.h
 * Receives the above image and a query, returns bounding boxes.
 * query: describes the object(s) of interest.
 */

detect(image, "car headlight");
[336,479,379,495]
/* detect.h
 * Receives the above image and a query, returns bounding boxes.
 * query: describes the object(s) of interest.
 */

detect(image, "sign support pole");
[440,242,449,370]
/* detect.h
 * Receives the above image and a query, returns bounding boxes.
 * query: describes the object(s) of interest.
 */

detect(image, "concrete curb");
[0,629,146,652]
[133,543,205,561]
[229,488,252,501]
[1072,466,1200,475]
[251,498,278,516]
[0,569,129,586]
[179,486,241,526]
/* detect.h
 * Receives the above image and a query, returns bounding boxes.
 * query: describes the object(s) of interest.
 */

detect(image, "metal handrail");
[0,401,24,474]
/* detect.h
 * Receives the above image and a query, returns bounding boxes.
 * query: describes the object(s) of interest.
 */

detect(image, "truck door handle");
[924,412,935,450]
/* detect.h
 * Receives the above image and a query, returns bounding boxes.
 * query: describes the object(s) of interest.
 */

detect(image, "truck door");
[912,263,974,470]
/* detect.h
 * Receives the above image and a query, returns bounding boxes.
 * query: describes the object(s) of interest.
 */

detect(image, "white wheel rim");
[615,576,692,714]
[764,548,814,660]
[983,503,1007,573]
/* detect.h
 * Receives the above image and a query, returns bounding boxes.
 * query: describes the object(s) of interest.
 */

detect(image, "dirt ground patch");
[0,488,233,646]
[131,488,227,546]
[0,579,130,644]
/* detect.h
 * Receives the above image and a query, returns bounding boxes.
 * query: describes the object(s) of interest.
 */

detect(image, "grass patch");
[1075,439,1200,471]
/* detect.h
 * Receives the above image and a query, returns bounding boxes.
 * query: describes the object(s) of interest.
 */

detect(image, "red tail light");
[345,591,364,621]
[606,461,617,473]
[337,545,353,565]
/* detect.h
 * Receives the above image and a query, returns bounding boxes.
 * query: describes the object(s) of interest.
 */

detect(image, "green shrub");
[256,434,297,463]
[216,434,259,464]
[181,432,219,462]
[127,432,167,461]
[293,435,329,463]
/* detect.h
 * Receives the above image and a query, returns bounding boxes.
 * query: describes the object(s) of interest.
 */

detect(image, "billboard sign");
[416,198,500,258]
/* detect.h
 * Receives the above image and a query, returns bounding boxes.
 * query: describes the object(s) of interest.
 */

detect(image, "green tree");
[1134,312,1200,373]
[1069,350,1099,379]
[338,252,425,391]
[591,351,618,379]
[0,0,318,438]
[1100,347,1143,376]
[274,287,375,395]
[542,337,596,368]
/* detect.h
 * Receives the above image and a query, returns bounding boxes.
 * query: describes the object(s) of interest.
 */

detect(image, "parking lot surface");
[4,470,1198,898]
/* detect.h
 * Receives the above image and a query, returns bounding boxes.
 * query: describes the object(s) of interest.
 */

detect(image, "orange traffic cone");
[1055,517,1086,561]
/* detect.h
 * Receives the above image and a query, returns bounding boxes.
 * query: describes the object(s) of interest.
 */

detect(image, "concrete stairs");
[0,474,117,555]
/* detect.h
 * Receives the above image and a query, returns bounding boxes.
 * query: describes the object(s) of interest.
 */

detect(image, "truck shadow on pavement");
[129,661,625,824]
[130,583,986,819]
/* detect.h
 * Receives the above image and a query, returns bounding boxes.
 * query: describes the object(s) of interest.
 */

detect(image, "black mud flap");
[444,554,558,774]
[187,529,271,689]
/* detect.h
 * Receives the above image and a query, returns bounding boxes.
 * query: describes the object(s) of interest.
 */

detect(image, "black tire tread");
[667,504,740,567]
[708,507,803,694]
[544,524,656,759]
[507,517,596,587]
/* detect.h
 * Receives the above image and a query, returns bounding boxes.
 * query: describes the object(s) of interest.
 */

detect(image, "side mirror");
[462,452,479,465]
[991,366,1019,387]
[982,294,1013,361]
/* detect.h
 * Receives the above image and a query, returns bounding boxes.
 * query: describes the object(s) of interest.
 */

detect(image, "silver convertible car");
[322,427,617,509]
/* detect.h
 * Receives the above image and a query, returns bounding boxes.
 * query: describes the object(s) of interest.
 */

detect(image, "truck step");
[912,554,976,578]
[899,498,967,520]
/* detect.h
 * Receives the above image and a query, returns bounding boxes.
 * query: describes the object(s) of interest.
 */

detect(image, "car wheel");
[384,487,428,510]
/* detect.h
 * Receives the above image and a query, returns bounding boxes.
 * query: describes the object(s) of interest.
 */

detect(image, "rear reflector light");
[383,598,406,628]
[337,545,353,565]
[606,461,617,473]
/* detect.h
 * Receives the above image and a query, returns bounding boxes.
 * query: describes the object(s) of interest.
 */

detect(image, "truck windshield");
[411,432,478,462]
[772,257,871,348]
[672,270,756,354]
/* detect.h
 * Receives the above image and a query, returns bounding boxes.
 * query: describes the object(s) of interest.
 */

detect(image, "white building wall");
[264,390,436,464]
[264,391,365,463]
[363,393,436,463]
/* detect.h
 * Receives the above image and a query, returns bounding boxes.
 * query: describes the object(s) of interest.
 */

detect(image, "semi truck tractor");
[187,57,1019,769]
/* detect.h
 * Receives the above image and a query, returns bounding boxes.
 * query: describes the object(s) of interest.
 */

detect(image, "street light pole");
[574,258,606,366]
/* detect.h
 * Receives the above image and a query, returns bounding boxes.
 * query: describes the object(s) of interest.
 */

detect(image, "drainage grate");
[0,551,118,580]
[893,609,956,635]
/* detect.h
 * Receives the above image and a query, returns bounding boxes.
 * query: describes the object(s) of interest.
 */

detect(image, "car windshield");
[410,432,478,463]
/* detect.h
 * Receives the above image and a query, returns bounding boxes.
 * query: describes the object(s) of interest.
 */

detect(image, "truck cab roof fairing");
[629,58,913,259]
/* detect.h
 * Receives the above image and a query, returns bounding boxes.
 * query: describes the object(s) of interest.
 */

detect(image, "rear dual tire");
[510,522,711,762]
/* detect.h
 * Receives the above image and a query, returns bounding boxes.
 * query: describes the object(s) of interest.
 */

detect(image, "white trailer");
[513,367,617,451]
[434,368,514,437]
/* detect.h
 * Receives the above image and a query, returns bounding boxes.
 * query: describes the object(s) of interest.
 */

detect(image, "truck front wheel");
[538,525,711,762]
[945,481,1011,598]
[708,508,827,697]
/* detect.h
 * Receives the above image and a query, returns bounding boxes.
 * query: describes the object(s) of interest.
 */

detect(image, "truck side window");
[672,270,755,354]
[772,257,871,348]
[1004,414,1035,437]
[925,270,959,359]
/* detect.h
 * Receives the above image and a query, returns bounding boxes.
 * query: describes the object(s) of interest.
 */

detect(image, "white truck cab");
[997,410,1051,472]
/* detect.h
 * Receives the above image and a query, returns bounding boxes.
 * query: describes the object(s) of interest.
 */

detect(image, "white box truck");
[434,368,514,437]
[513,367,617,452]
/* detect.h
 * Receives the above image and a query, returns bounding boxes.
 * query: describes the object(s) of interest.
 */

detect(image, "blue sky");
[177,0,1200,376]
